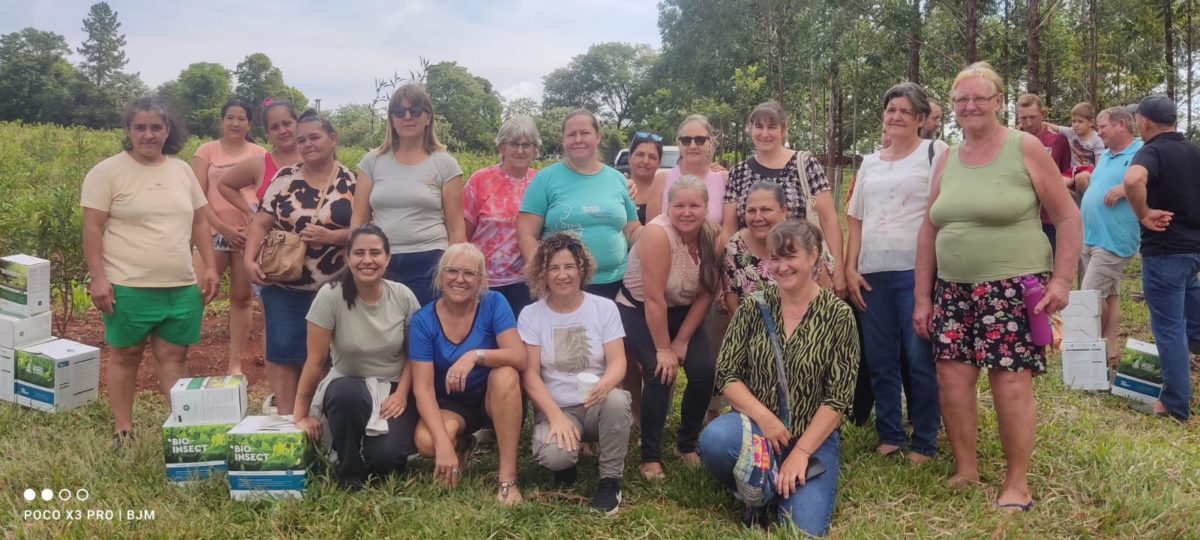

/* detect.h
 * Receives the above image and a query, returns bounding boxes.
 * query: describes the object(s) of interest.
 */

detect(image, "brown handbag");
[257,181,330,282]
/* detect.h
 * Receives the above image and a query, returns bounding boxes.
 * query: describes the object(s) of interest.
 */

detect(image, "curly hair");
[525,232,596,300]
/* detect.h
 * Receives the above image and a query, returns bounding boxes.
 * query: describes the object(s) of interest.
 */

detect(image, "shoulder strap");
[312,170,333,226]
[927,139,936,166]
[751,291,792,428]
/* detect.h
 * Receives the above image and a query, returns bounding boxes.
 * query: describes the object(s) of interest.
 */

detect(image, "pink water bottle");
[1020,275,1053,347]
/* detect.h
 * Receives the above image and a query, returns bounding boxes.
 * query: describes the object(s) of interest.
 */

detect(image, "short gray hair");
[495,114,542,149]
[882,82,932,120]
[1100,107,1134,132]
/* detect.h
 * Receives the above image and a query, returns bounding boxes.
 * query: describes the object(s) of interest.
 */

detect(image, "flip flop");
[994,500,1034,513]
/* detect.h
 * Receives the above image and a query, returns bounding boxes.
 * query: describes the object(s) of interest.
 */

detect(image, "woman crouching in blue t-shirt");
[409,243,527,505]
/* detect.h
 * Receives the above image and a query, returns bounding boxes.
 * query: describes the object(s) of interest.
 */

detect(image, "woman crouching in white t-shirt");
[292,225,422,490]
[518,232,631,515]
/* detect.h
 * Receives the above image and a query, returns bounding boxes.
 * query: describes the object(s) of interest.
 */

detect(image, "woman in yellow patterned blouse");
[699,219,859,536]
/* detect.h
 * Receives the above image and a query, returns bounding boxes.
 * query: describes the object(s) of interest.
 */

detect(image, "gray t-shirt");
[1054,125,1107,169]
[358,150,463,253]
[306,280,421,379]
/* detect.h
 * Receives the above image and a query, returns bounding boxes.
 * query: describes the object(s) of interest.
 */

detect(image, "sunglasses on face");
[634,131,663,142]
[390,105,427,119]
[679,136,710,146]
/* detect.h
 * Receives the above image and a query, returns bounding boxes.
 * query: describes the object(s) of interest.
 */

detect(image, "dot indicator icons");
[23,489,35,502]
[22,487,90,502]
[40,489,53,502]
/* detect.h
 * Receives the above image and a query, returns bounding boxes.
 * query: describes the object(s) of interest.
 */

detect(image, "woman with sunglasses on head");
[244,111,356,417]
[723,102,846,297]
[518,109,642,301]
[463,115,542,315]
[191,98,267,376]
[354,83,465,306]
[409,244,527,505]
[626,131,663,225]
[647,115,727,226]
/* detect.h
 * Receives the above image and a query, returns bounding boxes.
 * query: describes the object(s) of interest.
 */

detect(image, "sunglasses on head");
[390,105,427,119]
[679,135,710,146]
[634,131,663,142]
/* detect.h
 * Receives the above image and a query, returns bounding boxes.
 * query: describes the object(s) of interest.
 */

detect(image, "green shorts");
[103,284,203,348]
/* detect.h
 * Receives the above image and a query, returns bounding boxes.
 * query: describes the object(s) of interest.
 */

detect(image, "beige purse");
[258,183,329,282]
[795,151,836,286]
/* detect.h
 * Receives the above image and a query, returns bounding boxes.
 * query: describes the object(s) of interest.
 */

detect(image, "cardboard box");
[170,376,248,424]
[0,311,52,349]
[163,418,236,485]
[1061,290,1102,343]
[1111,339,1163,404]
[13,339,99,413]
[227,415,309,501]
[1061,340,1110,391]
[0,347,13,403]
[0,254,51,317]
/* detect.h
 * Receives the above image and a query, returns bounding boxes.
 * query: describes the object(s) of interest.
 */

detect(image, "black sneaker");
[590,478,622,515]
[739,504,770,529]
[552,465,578,488]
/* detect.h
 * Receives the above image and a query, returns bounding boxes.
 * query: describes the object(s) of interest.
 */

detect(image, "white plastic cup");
[577,372,600,401]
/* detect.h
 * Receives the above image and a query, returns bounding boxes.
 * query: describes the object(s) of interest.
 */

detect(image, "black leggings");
[618,302,715,463]
[323,378,418,487]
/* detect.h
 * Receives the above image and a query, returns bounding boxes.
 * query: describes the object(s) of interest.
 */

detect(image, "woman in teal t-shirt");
[517,109,642,300]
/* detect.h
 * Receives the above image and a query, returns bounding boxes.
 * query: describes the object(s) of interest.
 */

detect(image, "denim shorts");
[258,285,317,365]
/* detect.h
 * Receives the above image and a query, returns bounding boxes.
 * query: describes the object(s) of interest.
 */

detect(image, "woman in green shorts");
[81,96,221,447]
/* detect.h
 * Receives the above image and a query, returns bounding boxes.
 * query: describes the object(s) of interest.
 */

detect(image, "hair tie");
[263,97,273,107]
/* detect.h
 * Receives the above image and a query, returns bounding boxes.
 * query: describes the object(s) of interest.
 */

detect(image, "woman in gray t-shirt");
[353,83,465,306]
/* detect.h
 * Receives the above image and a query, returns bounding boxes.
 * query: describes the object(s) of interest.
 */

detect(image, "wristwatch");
[475,349,486,366]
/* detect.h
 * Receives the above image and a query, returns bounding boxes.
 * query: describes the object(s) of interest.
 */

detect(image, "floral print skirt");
[931,274,1048,374]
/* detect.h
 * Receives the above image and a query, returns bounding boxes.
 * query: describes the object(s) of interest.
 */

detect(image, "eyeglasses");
[443,267,480,280]
[506,141,536,151]
[390,105,427,118]
[678,136,710,146]
[634,131,663,142]
[951,94,998,107]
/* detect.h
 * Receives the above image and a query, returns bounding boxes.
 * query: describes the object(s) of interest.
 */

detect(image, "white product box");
[163,417,237,485]
[13,339,99,413]
[1111,339,1163,404]
[170,376,248,424]
[0,311,53,349]
[227,415,309,501]
[1,346,13,403]
[1061,340,1110,391]
[1061,289,1102,343]
[0,254,51,317]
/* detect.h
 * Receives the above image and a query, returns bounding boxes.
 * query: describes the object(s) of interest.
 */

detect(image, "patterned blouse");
[722,230,773,312]
[724,151,831,228]
[715,285,860,435]
[260,162,356,291]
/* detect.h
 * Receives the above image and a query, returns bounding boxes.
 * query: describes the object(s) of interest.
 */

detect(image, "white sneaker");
[262,393,278,415]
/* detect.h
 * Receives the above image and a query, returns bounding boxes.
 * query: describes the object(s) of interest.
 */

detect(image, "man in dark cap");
[1122,94,1199,422]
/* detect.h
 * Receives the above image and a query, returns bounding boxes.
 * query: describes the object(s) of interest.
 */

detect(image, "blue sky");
[2,0,662,109]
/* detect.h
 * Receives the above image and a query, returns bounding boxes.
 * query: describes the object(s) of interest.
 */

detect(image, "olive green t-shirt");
[928,129,1052,283]
[306,280,421,379]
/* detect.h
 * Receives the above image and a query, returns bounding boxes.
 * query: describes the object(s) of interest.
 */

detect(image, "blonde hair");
[665,175,722,294]
[951,61,1004,96]
[1016,93,1044,110]
[1071,102,1097,121]
[435,243,488,294]
[377,83,445,155]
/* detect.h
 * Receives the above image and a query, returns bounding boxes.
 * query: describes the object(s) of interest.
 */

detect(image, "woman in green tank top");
[912,62,1081,513]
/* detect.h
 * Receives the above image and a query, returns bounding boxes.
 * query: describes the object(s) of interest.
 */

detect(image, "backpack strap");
[751,291,792,428]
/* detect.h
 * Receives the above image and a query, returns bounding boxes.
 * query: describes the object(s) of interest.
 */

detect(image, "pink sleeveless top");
[659,167,726,224]
[256,153,278,202]
[619,214,701,308]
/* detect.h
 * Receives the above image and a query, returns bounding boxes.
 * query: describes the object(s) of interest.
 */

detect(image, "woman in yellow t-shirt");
[81,96,220,448]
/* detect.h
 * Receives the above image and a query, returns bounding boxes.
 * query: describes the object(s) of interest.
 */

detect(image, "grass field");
[2,260,1199,539]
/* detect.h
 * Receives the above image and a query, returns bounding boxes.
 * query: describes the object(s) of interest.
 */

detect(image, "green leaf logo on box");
[0,261,29,303]
[164,423,234,464]
[229,433,307,471]
[15,351,54,388]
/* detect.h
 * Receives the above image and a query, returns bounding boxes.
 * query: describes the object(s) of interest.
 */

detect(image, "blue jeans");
[699,413,841,537]
[386,249,444,306]
[859,270,940,456]
[1141,254,1200,420]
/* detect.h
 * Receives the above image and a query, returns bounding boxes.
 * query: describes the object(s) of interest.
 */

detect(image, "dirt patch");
[61,302,270,395]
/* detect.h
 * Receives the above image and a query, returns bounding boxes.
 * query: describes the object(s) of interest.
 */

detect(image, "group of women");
[84,60,1080,536]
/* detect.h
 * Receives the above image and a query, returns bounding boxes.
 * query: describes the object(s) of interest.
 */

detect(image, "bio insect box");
[0,254,51,317]
[227,415,310,501]
[13,339,99,413]
[170,375,248,424]
[1061,340,1109,391]
[1,346,13,403]
[163,418,237,485]
[0,311,52,349]
[1111,338,1163,405]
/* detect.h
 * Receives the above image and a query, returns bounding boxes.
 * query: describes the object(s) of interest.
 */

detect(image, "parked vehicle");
[613,146,679,175]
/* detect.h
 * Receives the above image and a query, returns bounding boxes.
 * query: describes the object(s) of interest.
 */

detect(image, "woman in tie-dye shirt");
[463,115,542,315]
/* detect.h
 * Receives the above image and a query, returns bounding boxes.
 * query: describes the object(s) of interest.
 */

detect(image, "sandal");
[639,462,666,480]
[993,499,1034,513]
[497,480,523,506]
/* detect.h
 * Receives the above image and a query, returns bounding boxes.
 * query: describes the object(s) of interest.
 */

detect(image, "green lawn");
[2,262,1199,538]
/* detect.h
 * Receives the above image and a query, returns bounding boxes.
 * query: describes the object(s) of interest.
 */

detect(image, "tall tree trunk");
[1089,0,1099,105]
[827,63,843,198]
[1046,57,1055,109]
[965,0,979,64]
[910,0,922,83]
[1167,0,1177,102]
[1027,0,1041,94]
[1189,0,1194,127]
